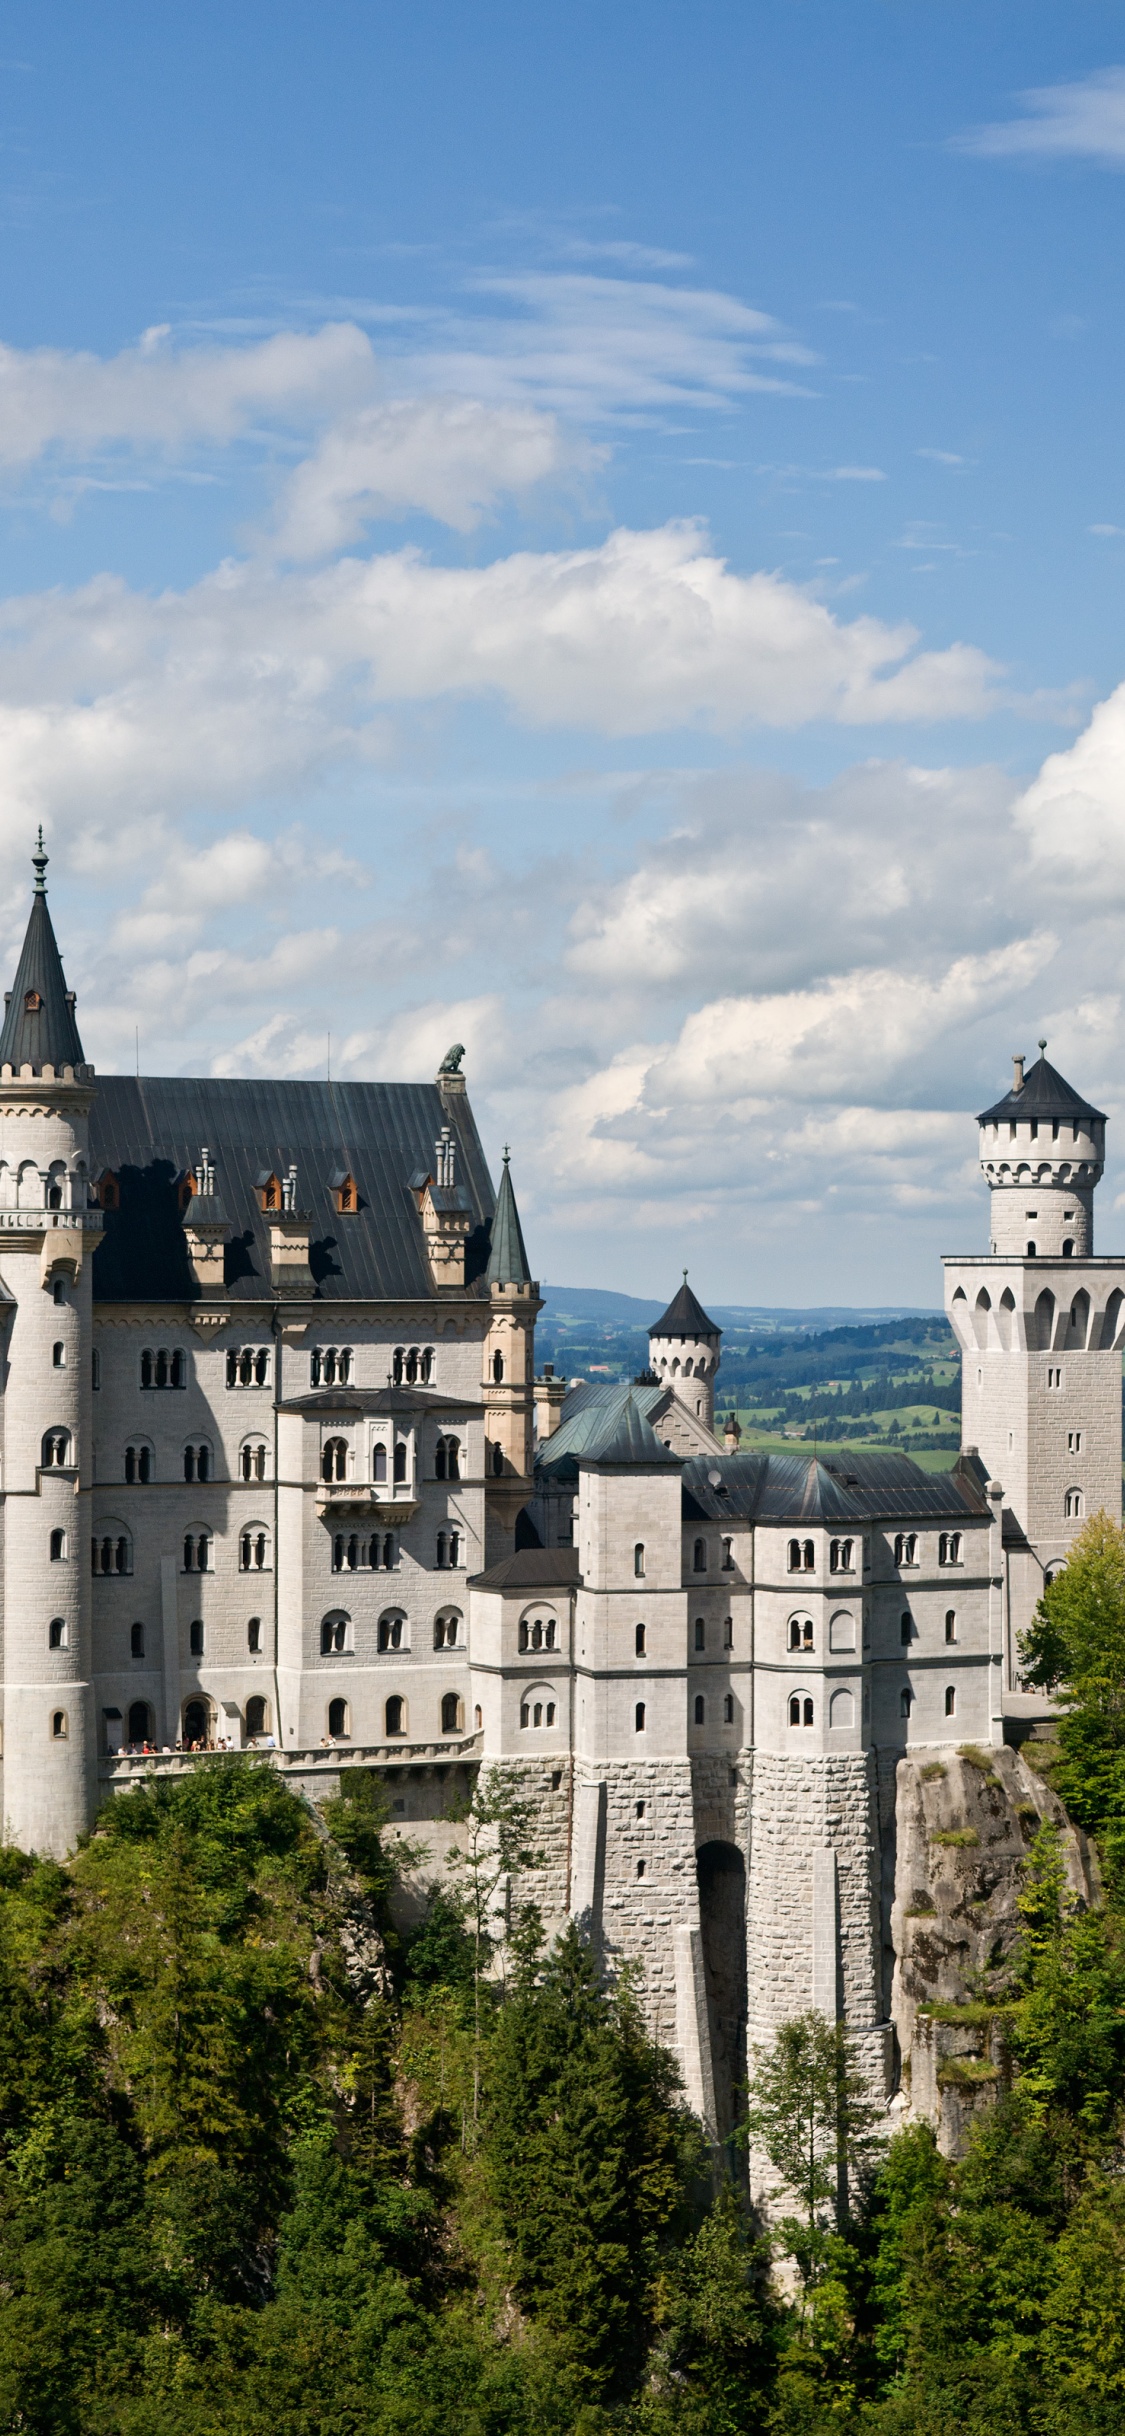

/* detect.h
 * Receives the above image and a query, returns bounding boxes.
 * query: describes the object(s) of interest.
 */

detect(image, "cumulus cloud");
[1015,679,1125,889]
[269,395,595,556]
[959,67,1125,165]
[0,322,376,466]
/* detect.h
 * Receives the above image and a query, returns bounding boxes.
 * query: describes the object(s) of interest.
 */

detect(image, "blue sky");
[1,4,1125,1303]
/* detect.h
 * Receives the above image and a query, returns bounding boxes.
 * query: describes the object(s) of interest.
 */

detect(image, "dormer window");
[23,990,41,1014]
[97,1172,119,1211]
[255,1171,283,1212]
[329,1170,358,1214]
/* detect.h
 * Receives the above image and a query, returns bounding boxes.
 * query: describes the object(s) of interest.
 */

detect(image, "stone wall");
[746,1750,883,2046]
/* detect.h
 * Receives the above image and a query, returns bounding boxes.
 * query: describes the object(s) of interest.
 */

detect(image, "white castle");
[0,842,1119,2128]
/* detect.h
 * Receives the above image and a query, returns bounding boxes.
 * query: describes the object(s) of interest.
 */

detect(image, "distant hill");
[539,1285,940,1334]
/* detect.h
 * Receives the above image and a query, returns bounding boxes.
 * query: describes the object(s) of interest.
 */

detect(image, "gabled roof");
[680,1447,991,1525]
[978,1051,1104,1129]
[89,1076,496,1303]
[650,1274,720,1340]
[574,1387,683,1470]
[538,1380,671,1483]
[484,1150,533,1288]
[0,836,88,1077]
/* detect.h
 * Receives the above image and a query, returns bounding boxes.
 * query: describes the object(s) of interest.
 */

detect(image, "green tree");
[744,2011,885,2282]
[444,1762,543,2136]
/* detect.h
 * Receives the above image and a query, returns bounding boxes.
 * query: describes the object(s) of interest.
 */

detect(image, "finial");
[32,827,47,894]
[1039,1036,1047,1053]
[503,1143,511,1163]
[683,1266,688,1283]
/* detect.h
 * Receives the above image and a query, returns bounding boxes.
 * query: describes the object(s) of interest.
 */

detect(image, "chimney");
[1012,1053,1025,1094]
[724,1412,742,1453]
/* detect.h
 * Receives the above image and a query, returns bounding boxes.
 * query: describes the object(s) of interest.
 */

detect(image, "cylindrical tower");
[648,1273,722,1433]
[978,1043,1104,1260]
[0,837,100,1856]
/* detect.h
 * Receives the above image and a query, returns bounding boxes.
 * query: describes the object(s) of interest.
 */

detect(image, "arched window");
[238,1440,266,1482]
[143,1348,187,1389]
[788,1618,801,1649]
[802,1619,813,1649]
[183,1697,210,1746]
[1065,1487,1084,1519]
[185,1441,213,1483]
[944,1685,956,1717]
[693,1693,705,1725]
[441,1692,462,1734]
[130,1621,144,1658]
[373,1443,388,1484]
[802,1541,815,1571]
[635,1622,646,1656]
[1063,1239,1073,1259]
[634,1701,646,1732]
[52,1341,65,1368]
[723,1692,734,1723]
[48,1617,67,1649]
[246,1695,269,1739]
[42,1428,70,1468]
[394,1441,408,1483]
[322,1437,348,1484]
[321,1613,349,1654]
[127,1701,151,1746]
[436,1530,448,1569]
[51,1709,68,1741]
[248,1616,262,1653]
[124,1443,152,1485]
[330,1697,352,1740]
[634,1543,645,1578]
[90,1529,131,1575]
[724,1616,733,1648]
[474,1704,482,1729]
[693,1538,706,1573]
[491,1442,504,1477]
[182,1532,212,1574]
[189,1618,205,1657]
[226,1347,269,1389]
[378,1613,405,1652]
[830,1538,853,1574]
[384,1696,404,1739]
[830,1687,855,1729]
[492,1350,505,1382]
[239,1527,270,1573]
[434,1611,461,1649]
[945,1610,957,1643]
[900,1687,912,1719]
[788,1694,800,1726]
[721,1536,733,1571]
[802,1697,814,1727]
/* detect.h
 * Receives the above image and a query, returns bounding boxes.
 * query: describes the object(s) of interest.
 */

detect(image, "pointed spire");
[0,837,88,1076]
[485,1146,533,1288]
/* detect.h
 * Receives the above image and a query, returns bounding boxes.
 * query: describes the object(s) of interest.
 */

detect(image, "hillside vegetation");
[2,1521,1125,2433]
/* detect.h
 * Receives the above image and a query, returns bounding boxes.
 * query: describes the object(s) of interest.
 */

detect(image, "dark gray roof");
[0,840,88,1076]
[978,1052,1104,1129]
[681,1447,990,1525]
[89,1075,496,1304]
[537,1380,672,1483]
[485,1151,533,1288]
[650,1275,720,1339]
[470,1547,582,1592]
[278,1386,485,1416]
[574,1387,683,1470]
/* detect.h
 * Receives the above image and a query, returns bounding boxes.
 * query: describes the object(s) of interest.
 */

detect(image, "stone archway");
[696,1839,746,2145]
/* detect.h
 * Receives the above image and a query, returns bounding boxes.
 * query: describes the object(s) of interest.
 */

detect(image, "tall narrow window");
[635,1622,646,1656]
[787,1539,801,1572]
[50,1528,66,1562]
[802,1540,815,1571]
[384,1696,404,1739]
[694,1618,704,1651]
[330,1697,351,1739]
[693,1693,705,1725]
[189,1619,204,1657]
[373,1443,387,1482]
[394,1441,408,1484]
[723,1693,734,1723]
[802,1697,814,1726]
[945,1610,957,1643]
[693,1538,706,1573]
[634,1701,646,1732]
[944,1685,956,1717]
[130,1622,144,1658]
[49,1617,67,1650]
[492,1350,504,1382]
[788,1694,800,1726]
[721,1536,733,1571]
[634,1543,645,1578]
[248,1616,263,1653]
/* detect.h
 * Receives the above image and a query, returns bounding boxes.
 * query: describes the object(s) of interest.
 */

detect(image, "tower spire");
[0,841,88,1075]
[485,1146,532,1288]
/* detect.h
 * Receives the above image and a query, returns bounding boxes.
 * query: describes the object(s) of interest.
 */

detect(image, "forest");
[1,1518,1125,2432]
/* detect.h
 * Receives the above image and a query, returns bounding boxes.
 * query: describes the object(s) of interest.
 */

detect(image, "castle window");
[830,1538,854,1573]
[1027,1242,1036,1258]
[49,1527,69,1562]
[129,1621,144,1658]
[635,1701,646,1732]
[127,1702,151,1745]
[520,1703,529,1727]
[373,1443,387,1482]
[49,1617,67,1650]
[52,1274,65,1302]
[331,1174,358,1216]
[1065,1487,1084,1519]
[189,1619,204,1657]
[694,1619,705,1651]
[788,1694,800,1725]
[944,1685,957,1717]
[311,1346,352,1388]
[788,1540,801,1572]
[435,1435,461,1481]
[441,1692,463,1734]
[490,1442,503,1478]
[722,1536,733,1571]
[635,1622,646,1656]
[531,1620,542,1650]
[637,1859,645,1879]
[634,1543,645,1578]
[900,1613,912,1644]
[1047,1368,1063,1389]
[246,1696,269,1738]
[1063,1241,1073,1258]
[321,1612,350,1654]
[52,1341,65,1368]
[723,1616,733,1648]
[723,1692,734,1723]
[239,1527,270,1573]
[322,1436,348,1485]
[693,1693,705,1725]
[329,1697,352,1739]
[182,1532,212,1574]
[395,1441,409,1484]
[378,1613,405,1652]
[91,1531,131,1575]
[437,1531,448,1569]
[184,1442,213,1483]
[237,1440,264,1482]
[42,1428,70,1468]
[1068,1431,1082,1454]
[434,1611,461,1649]
[142,1348,186,1389]
[124,1443,152,1485]
[91,1349,101,1390]
[693,1538,706,1573]
[802,1698,814,1727]
[802,1620,813,1649]
[493,1350,505,1383]
[51,1710,68,1741]
[225,1347,270,1389]
[938,1531,962,1566]
[893,1533,917,1568]
[900,1687,912,1719]
[945,1610,957,1643]
[248,1617,263,1653]
[383,1696,403,1739]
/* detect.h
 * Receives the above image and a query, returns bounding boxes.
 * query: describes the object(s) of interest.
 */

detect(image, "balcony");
[315,1478,419,1520]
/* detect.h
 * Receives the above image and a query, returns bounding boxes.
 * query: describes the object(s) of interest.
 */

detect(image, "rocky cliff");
[890,1741,1096,2153]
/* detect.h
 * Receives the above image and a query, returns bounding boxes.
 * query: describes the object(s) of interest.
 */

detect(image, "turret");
[977,1043,1104,1260]
[482,1150,542,1556]
[0,836,100,1855]
[648,1273,722,1433]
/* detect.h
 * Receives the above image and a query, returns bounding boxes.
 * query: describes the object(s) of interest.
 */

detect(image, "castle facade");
[0,845,1119,2128]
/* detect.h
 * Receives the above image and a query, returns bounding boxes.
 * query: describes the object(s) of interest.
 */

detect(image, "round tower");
[648,1272,722,1433]
[0,837,100,1855]
[978,1042,1104,1259]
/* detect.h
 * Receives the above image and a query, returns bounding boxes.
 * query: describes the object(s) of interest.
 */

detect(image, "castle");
[0,842,1119,2129]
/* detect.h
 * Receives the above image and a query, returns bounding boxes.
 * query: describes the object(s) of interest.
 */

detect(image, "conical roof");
[576,1388,682,1469]
[0,834,87,1077]
[484,1148,533,1287]
[650,1271,720,1340]
[978,1048,1103,1128]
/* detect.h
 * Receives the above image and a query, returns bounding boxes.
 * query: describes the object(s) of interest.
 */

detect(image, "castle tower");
[0,838,100,1855]
[648,1274,722,1435]
[482,1152,542,1556]
[943,1044,1125,1667]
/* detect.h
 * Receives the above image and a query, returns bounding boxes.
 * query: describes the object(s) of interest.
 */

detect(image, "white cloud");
[959,67,1125,165]
[269,395,595,556]
[1014,678,1125,889]
[0,322,376,466]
